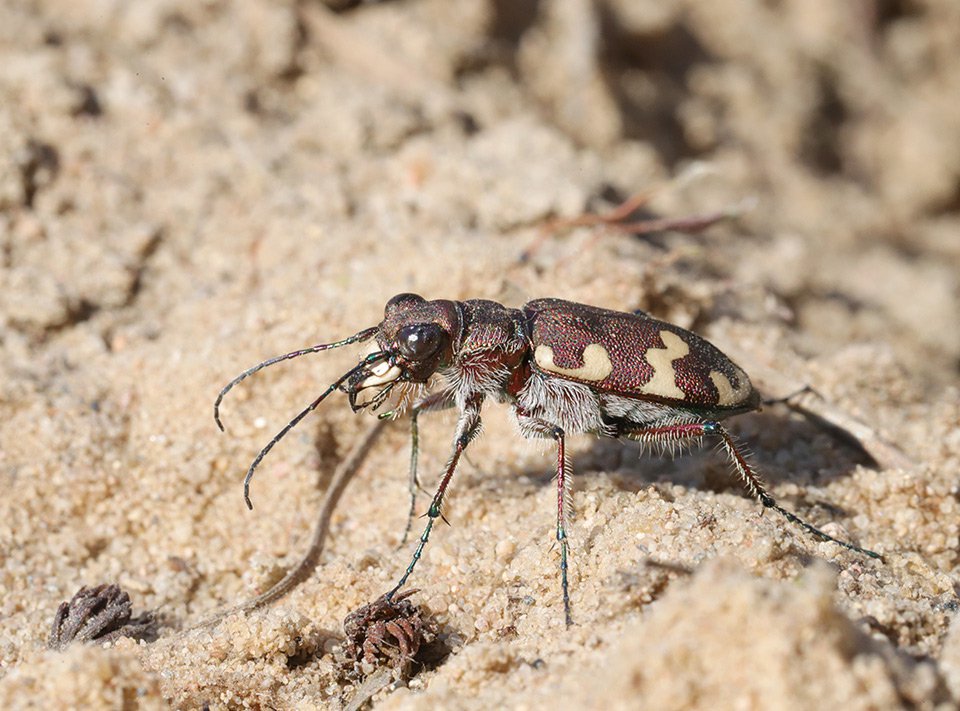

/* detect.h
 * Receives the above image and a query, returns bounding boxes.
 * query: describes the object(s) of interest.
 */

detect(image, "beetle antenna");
[242,351,387,509]
[214,326,378,432]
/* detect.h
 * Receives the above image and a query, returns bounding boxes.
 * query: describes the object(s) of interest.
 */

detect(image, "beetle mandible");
[215,294,881,626]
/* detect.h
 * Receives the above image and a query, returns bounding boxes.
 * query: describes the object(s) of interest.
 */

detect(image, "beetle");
[215,294,881,626]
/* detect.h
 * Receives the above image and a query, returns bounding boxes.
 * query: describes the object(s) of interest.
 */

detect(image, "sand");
[1,0,958,708]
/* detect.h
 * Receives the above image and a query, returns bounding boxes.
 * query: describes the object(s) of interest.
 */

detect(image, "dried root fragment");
[48,584,157,650]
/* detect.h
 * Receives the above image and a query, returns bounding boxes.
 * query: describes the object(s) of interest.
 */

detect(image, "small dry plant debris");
[520,172,752,263]
[48,583,158,650]
[338,590,447,710]
[340,589,428,678]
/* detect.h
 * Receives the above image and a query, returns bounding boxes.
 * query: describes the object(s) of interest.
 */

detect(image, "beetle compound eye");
[397,323,443,361]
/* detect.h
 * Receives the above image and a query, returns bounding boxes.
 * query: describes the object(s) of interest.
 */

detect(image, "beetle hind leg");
[622,420,882,560]
[708,422,881,559]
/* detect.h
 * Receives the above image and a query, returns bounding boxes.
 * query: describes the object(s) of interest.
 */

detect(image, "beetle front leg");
[388,394,485,599]
[401,391,458,546]
[623,421,881,559]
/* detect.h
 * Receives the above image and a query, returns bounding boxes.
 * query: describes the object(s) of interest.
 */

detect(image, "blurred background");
[1,0,958,378]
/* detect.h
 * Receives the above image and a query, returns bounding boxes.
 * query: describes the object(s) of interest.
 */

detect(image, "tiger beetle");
[215,294,881,627]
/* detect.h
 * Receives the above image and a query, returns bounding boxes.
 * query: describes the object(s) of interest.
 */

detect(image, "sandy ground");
[1,0,959,708]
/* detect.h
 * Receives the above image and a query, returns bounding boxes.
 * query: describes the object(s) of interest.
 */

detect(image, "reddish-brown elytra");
[215,294,881,626]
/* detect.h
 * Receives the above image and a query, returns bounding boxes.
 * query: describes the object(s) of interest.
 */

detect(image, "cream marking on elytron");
[639,330,688,399]
[534,343,613,382]
[710,370,751,407]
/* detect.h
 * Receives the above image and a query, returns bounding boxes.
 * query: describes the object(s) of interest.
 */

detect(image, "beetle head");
[345,294,460,411]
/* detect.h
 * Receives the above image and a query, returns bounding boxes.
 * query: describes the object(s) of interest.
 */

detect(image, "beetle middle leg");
[622,420,881,559]
[388,394,485,600]
[515,411,575,626]
[552,426,573,627]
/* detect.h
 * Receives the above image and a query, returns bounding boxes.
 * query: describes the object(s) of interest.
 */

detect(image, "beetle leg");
[401,391,457,546]
[389,394,485,599]
[551,426,574,627]
[515,410,575,626]
[623,421,882,560]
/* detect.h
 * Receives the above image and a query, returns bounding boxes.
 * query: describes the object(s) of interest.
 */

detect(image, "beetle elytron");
[215,294,880,625]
